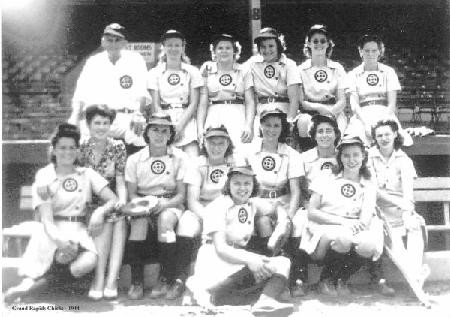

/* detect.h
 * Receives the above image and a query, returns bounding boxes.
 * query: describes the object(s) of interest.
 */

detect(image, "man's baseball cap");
[228,165,255,177]
[103,23,126,39]
[161,29,185,42]
[336,135,365,149]
[260,108,287,122]
[204,126,230,139]
[254,27,279,44]
[146,113,175,126]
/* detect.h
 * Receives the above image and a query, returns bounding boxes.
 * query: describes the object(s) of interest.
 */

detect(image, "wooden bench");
[414,177,450,249]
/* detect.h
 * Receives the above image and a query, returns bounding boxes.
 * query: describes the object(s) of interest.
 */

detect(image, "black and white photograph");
[2,0,450,316]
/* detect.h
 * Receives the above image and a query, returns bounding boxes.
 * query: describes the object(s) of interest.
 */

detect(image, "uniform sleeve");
[114,140,127,176]
[125,155,138,184]
[287,148,304,178]
[72,57,94,104]
[203,196,227,235]
[134,53,152,101]
[309,174,328,195]
[31,169,51,210]
[286,59,302,86]
[386,67,401,91]
[243,66,254,89]
[175,151,189,182]
[146,67,159,91]
[87,168,109,195]
[189,66,204,89]
[400,156,417,179]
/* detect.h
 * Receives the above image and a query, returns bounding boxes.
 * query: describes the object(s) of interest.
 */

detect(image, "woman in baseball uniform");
[246,27,301,137]
[368,119,428,295]
[197,34,255,151]
[246,108,305,297]
[185,165,293,314]
[124,113,188,300]
[296,25,347,151]
[5,124,117,302]
[78,104,127,300]
[169,126,239,300]
[346,34,412,146]
[300,114,340,204]
[147,30,203,157]
[302,136,383,296]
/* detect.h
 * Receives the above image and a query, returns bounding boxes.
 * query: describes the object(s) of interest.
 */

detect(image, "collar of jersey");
[253,53,287,65]
[335,172,372,188]
[368,146,408,162]
[249,137,289,156]
[43,163,85,183]
[353,62,388,75]
[157,62,189,74]
[138,145,174,162]
[197,154,234,167]
[204,61,241,74]
[299,58,339,70]
[302,147,336,163]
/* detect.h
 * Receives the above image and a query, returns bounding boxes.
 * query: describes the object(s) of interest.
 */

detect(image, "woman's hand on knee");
[247,255,273,282]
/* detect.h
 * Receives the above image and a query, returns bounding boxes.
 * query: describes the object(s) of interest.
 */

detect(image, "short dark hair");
[259,113,290,143]
[309,116,341,146]
[143,123,176,145]
[358,34,385,58]
[50,124,81,164]
[222,172,259,198]
[371,119,404,150]
[85,104,116,125]
[334,143,371,180]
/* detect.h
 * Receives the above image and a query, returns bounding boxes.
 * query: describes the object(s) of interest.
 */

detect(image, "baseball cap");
[311,113,337,125]
[146,113,175,126]
[161,29,185,42]
[336,135,364,149]
[204,126,230,139]
[103,23,126,39]
[228,165,255,177]
[260,108,287,122]
[306,24,328,39]
[254,27,279,44]
[212,34,236,46]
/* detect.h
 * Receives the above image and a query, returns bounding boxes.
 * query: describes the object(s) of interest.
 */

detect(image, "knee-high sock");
[175,236,195,283]
[158,242,177,283]
[286,237,309,286]
[320,249,345,282]
[368,257,383,283]
[336,249,366,283]
[126,240,146,285]
[262,274,287,299]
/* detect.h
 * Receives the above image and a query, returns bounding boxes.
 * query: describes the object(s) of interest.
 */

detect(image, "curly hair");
[371,119,404,150]
[255,27,286,59]
[303,24,335,59]
[85,104,116,125]
[309,117,341,146]
[221,172,260,198]
[333,143,371,180]
[50,124,80,164]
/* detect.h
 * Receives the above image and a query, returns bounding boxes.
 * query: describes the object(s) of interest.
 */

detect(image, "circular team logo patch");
[264,65,275,78]
[119,75,133,89]
[219,74,232,86]
[366,74,379,86]
[341,183,356,198]
[320,161,334,170]
[63,178,78,192]
[261,156,276,171]
[151,160,166,174]
[168,73,181,85]
[238,207,248,223]
[210,169,225,184]
[314,70,328,83]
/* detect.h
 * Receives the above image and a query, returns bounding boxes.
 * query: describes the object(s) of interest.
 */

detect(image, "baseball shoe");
[372,279,395,297]
[127,283,144,300]
[335,279,351,296]
[165,279,185,300]
[149,278,169,298]
[4,277,48,304]
[252,294,294,316]
[318,279,338,297]
[290,279,307,297]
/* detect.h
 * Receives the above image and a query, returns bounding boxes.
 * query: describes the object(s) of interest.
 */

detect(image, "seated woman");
[301,136,383,296]
[186,165,293,314]
[79,104,127,300]
[124,113,188,300]
[4,124,117,302]
[173,126,240,300]
[300,114,340,205]
[368,119,429,295]
[246,108,305,297]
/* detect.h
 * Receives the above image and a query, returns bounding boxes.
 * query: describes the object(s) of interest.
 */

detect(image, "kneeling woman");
[5,124,117,302]
[302,136,382,296]
[186,165,292,314]
[124,113,188,300]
